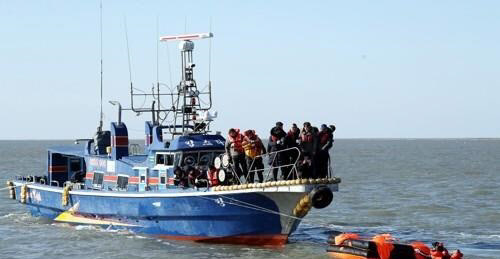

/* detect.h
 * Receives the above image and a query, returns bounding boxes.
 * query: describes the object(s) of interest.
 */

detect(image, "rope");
[0,186,13,191]
[198,193,334,229]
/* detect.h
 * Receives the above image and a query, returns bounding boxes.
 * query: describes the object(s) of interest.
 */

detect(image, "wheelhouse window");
[156,153,174,166]
[160,175,166,184]
[117,175,129,190]
[183,154,197,166]
[198,152,213,166]
[156,154,165,165]
[179,151,224,167]
[165,154,174,165]
[70,159,81,172]
[92,172,104,187]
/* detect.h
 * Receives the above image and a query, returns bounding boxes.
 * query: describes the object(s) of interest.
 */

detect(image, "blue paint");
[15,185,287,238]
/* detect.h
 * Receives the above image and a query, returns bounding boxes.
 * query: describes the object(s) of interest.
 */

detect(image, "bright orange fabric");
[334,233,360,245]
[372,234,394,259]
[411,242,431,259]
[451,250,463,259]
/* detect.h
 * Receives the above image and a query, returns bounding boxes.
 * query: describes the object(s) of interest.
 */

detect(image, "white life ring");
[217,169,226,183]
[214,156,222,169]
[221,154,230,168]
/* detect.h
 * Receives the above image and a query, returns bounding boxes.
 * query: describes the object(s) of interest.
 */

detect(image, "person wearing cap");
[242,129,266,183]
[316,124,334,178]
[268,122,287,181]
[225,128,248,180]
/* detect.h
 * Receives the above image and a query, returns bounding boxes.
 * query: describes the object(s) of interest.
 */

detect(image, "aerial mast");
[98,1,104,132]
[159,32,214,135]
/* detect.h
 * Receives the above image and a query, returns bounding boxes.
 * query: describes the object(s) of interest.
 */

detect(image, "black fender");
[309,185,333,209]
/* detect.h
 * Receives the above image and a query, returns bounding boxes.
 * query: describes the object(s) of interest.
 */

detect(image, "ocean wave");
[459,232,500,240]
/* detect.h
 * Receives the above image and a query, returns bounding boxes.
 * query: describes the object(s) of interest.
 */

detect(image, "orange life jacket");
[301,132,314,143]
[318,131,330,145]
[207,169,219,186]
[372,234,395,259]
[228,130,244,153]
[242,136,263,158]
[450,250,463,259]
[431,249,451,259]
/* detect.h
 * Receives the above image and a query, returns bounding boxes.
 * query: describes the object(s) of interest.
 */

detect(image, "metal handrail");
[247,147,302,182]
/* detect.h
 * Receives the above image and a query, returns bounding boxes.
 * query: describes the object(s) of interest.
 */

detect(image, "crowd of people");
[172,121,336,188]
[225,121,336,183]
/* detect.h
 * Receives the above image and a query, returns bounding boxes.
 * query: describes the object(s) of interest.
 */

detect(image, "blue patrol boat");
[5,32,340,246]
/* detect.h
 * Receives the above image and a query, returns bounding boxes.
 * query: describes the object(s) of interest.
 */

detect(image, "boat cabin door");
[155,152,175,190]
[135,167,149,192]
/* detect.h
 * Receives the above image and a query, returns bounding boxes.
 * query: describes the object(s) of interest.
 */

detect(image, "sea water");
[1,139,499,259]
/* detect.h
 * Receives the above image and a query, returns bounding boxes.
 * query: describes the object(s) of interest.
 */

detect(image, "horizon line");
[1,137,499,141]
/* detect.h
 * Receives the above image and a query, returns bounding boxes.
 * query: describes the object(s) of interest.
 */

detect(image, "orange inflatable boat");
[327,233,463,259]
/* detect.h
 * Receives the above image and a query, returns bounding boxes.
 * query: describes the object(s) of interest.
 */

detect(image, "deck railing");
[223,147,334,185]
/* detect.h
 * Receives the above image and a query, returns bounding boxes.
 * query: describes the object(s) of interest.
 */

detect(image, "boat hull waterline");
[11,182,338,245]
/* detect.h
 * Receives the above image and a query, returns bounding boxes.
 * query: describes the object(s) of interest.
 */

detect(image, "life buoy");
[214,156,222,169]
[217,169,227,184]
[221,154,230,168]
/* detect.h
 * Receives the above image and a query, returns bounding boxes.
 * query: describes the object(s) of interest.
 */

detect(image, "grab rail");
[222,147,302,184]
[250,147,301,182]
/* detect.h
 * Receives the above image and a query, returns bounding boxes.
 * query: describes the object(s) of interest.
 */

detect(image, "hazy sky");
[0,1,498,139]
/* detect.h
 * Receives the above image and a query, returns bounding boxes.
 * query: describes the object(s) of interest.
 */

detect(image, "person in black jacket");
[299,122,318,178]
[316,124,334,178]
[284,123,301,179]
[267,122,287,181]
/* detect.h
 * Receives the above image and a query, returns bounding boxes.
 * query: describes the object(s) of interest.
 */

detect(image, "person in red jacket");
[284,123,301,179]
[206,165,219,187]
[225,128,248,180]
[431,242,462,259]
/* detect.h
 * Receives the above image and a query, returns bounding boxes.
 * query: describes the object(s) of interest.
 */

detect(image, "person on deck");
[284,123,301,179]
[242,129,266,183]
[299,122,318,178]
[70,170,86,183]
[268,122,287,181]
[225,128,248,180]
[316,124,334,178]
[173,166,188,187]
[206,165,219,187]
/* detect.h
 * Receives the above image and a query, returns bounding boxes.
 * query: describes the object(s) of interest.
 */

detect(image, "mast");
[98,1,104,132]
[159,33,214,136]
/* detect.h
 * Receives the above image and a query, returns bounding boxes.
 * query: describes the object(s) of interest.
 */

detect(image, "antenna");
[156,16,161,123]
[98,0,103,132]
[184,16,187,33]
[208,17,212,83]
[124,16,136,120]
